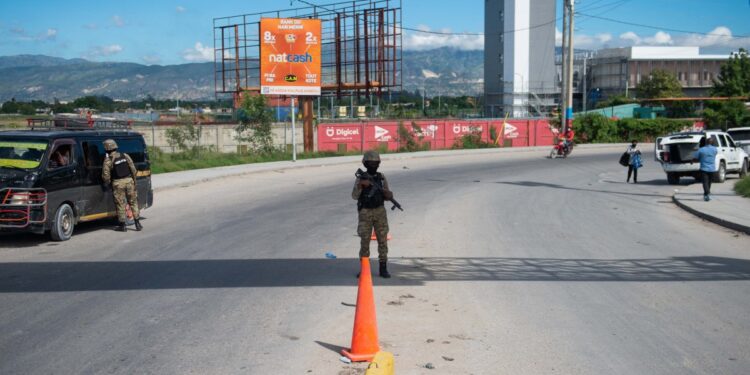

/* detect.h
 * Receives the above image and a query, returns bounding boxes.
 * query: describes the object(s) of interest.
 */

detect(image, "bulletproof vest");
[112,155,132,179]
[358,173,385,210]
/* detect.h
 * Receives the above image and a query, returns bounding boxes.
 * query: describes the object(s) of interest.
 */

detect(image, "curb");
[672,194,750,235]
[152,143,629,192]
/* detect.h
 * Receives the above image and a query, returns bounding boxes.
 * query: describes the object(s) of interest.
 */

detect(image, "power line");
[400,18,560,37]
[293,0,556,37]
[578,12,750,39]
[400,27,482,36]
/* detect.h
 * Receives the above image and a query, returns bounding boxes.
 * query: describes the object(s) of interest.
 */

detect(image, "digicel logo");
[268,52,314,63]
[336,128,359,136]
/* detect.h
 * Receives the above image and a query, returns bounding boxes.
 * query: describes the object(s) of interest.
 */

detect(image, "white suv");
[654,130,749,185]
[727,127,750,155]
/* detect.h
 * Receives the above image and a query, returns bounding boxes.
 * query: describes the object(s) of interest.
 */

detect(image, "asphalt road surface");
[1,147,749,375]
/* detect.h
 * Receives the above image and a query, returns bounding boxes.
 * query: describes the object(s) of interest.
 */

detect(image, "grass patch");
[149,148,361,174]
[735,176,750,198]
[0,116,33,129]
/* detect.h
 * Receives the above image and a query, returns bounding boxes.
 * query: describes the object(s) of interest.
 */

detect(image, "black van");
[0,126,153,241]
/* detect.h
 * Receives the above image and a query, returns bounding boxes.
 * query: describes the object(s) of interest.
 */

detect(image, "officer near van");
[693,137,718,201]
[102,139,143,232]
[352,150,394,278]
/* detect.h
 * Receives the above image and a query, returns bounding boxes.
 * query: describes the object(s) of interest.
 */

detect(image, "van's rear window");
[0,139,49,169]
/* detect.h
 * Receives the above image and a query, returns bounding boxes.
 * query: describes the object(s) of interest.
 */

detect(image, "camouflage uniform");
[102,141,140,227]
[352,175,390,262]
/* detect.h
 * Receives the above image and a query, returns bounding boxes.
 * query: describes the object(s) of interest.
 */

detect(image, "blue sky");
[1,0,749,65]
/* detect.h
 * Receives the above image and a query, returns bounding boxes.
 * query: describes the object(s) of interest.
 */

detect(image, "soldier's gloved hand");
[359,178,371,188]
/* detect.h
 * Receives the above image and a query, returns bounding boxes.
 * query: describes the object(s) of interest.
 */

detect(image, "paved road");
[1,147,748,374]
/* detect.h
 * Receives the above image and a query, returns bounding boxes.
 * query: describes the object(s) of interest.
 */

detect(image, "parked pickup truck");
[654,130,749,185]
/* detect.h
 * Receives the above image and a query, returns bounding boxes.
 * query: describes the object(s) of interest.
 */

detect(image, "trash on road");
[339,356,352,364]
[325,252,337,259]
[424,362,435,369]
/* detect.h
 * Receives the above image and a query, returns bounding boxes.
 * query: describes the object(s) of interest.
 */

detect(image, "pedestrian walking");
[352,151,394,278]
[626,140,642,183]
[693,137,718,201]
[102,139,143,231]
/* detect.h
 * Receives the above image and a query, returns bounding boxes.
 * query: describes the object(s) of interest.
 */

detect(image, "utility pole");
[563,0,575,136]
[561,1,567,129]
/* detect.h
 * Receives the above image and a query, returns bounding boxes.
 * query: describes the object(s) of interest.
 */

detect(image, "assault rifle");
[355,168,404,211]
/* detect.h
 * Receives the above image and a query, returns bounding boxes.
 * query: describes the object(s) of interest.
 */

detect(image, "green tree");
[711,48,750,97]
[235,93,275,154]
[636,69,683,99]
[595,94,637,109]
[637,69,695,118]
[1,100,19,114]
[702,100,750,130]
[165,123,203,155]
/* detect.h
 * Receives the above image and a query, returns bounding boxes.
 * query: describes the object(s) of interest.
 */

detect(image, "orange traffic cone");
[342,258,380,362]
[370,230,392,241]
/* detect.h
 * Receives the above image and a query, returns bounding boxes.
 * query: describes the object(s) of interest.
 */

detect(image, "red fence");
[317,119,557,152]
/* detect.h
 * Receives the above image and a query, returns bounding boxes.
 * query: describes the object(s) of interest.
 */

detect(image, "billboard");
[260,18,322,96]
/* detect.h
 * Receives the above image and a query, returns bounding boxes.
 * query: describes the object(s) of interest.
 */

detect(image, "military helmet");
[103,139,118,151]
[362,150,381,162]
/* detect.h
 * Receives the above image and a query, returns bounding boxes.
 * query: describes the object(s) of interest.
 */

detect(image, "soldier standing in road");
[102,139,143,232]
[352,151,393,278]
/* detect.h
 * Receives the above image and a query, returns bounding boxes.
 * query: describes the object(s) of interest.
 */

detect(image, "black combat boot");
[134,218,143,231]
[379,261,391,278]
[116,223,127,232]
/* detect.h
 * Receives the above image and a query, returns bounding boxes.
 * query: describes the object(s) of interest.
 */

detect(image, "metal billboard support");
[213,0,402,153]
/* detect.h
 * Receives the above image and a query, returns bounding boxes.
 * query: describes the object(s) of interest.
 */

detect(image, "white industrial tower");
[484,0,557,118]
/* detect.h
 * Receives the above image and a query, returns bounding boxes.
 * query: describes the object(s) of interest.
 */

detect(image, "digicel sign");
[260,18,322,96]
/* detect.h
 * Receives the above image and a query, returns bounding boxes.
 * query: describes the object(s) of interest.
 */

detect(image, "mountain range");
[0,47,484,102]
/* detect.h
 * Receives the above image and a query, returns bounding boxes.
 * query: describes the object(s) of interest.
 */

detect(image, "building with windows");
[484,0,557,118]
[587,46,729,102]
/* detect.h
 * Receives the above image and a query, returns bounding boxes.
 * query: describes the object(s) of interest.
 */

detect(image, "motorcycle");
[550,140,573,159]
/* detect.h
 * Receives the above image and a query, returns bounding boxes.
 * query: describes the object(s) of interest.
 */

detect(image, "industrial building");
[567,46,730,110]
[484,0,558,118]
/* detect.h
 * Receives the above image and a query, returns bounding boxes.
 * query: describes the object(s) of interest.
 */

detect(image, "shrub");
[574,114,694,143]
[573,113,619,143]
[736,177,750,198]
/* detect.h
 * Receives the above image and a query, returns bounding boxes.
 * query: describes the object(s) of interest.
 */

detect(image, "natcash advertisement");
[260,18,321,96]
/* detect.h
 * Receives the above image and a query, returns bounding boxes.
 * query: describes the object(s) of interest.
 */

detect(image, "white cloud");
[619,31,641,45]
[678,26,740,48]
[181,42,213,62]
[555,27,562,46]
[176,6,187,13]
[643,31,673,45]
[83,23,97,30]
[597,33,613,44]
[403,25,483,51]
[85,44,124,59]
[565,26,749,52]
[112,15,125,28]
[10,27,57,41]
